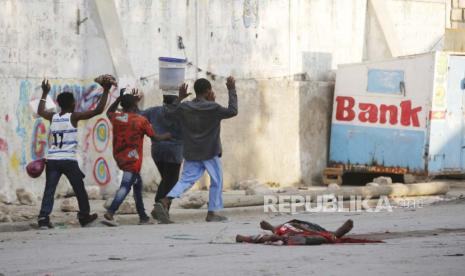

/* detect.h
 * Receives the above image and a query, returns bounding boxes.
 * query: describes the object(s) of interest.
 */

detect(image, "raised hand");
[95,74,116,91]
[41,79,51,94]
[131,88,143,102]
[178,83,191,101]
[226,76,235,90]
[206,91,216,102]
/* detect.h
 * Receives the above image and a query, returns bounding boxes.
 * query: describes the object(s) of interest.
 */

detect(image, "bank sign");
[334,96,423,128]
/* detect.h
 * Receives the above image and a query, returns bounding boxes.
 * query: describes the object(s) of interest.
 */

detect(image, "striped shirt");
[47,113,78,160]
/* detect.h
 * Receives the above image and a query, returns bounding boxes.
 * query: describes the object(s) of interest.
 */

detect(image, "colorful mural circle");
[92,118,110,153]
[31,119,48,160]
[93,157,111,186]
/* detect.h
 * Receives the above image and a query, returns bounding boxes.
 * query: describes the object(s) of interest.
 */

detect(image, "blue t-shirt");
[140,106,183,164]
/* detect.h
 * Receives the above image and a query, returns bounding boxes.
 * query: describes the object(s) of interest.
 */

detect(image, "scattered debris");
[60,198,78,212]
[179,192,206,209]
[231,179,261,190]
[108,256,127,261]
[366,182,380,187]
[277,186,300,194]
[164,234,199,241]
[86,186,102,200]
[103,198,137,214]
[328,183,341,190]
[373,176,393,186]
[16,188,36,206]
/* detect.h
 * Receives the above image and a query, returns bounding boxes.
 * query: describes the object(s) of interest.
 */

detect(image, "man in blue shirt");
[140,93,183,219]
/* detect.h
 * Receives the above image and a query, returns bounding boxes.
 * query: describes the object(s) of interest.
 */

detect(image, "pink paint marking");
[0,138,8,152]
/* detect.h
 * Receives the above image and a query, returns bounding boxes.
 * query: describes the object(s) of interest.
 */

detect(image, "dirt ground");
[0,196,464,276]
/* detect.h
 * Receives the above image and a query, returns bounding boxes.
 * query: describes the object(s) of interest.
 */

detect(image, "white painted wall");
[0,0,446,202]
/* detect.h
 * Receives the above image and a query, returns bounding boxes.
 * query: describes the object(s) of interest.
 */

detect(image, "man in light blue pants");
[155,76,238,223]
[167,157,223,212]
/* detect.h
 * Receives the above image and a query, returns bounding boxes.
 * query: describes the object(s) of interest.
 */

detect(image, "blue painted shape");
[367,69,404,94]
[329,124,426,172]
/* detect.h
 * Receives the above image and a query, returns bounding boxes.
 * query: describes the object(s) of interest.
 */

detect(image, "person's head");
[163,95,178,105]
[193,78,212,96]
[57,92,75,111]
[120,94,137,111]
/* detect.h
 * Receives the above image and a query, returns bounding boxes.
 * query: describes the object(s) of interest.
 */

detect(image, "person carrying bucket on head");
[154,76,238,223]
[36,75,114,229]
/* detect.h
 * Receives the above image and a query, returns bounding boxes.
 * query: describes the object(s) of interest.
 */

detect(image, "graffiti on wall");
[93,157,111,186]
[92,118,111,153]
[30,118,48,160]
[2,78,118,188]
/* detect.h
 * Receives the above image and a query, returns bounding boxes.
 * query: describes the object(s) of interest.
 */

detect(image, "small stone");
[86,186,102,200]
[373,176,393,186]
[103,198,137,214]
[328,183,340,189]
[117,201,137,214]
[231,179,261,190]
[0,194,11,204]
[16,188,36,206]
[245,183,273,196]
[276,186,300,194]
[179,193,206,209]
[0,212,13,223]
[60,198,79,212]
[366,182,380,187]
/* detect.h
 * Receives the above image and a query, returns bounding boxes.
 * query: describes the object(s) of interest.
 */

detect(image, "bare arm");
[37,79,55,121]
[106,96,121,119]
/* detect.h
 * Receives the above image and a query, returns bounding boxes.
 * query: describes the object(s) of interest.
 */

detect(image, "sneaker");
[150,207,158,220]
[78,213,98,227]
[104,212,114,221]
[206,213,228,222]
[38,217,54,230]
[154,202,173,224]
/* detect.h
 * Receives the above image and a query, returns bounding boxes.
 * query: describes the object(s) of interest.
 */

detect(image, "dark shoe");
[38,217,54,230]
[206,212,228,222]
[104,212,114,221]
[79,213,98,227]
[154,203,173,224]
[150,207,158,220]
[138,216,153,225]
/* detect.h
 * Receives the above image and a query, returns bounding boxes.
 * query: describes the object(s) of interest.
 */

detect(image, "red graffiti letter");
[379,104,398,125]
[358,103,378,123]
[335,96,355,121]
[400,100,422,127]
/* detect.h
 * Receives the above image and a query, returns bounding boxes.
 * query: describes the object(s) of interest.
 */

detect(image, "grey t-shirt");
[140,106,183,164]
[167,89,238,161]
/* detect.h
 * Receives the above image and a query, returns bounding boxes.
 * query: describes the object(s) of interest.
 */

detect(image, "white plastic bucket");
[159,57,187,91]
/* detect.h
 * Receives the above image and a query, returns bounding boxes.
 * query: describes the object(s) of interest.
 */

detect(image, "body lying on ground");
[236,219,383,245]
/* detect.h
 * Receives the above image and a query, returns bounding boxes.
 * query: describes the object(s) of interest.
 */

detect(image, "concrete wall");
[0,0,446,201]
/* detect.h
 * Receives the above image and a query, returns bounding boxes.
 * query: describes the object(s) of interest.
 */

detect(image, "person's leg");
[155,160,205,223]
[154,161,166,203]
[132,173,149,222]
[334,219,354,238]
[155,162,181,202]
[38,160,62,227]
[236,234,285,244]
[260,220,277,233]
[166,160,205,198]
[106,171,135,218]
[203,157,226,221]
[62,160,97,226]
